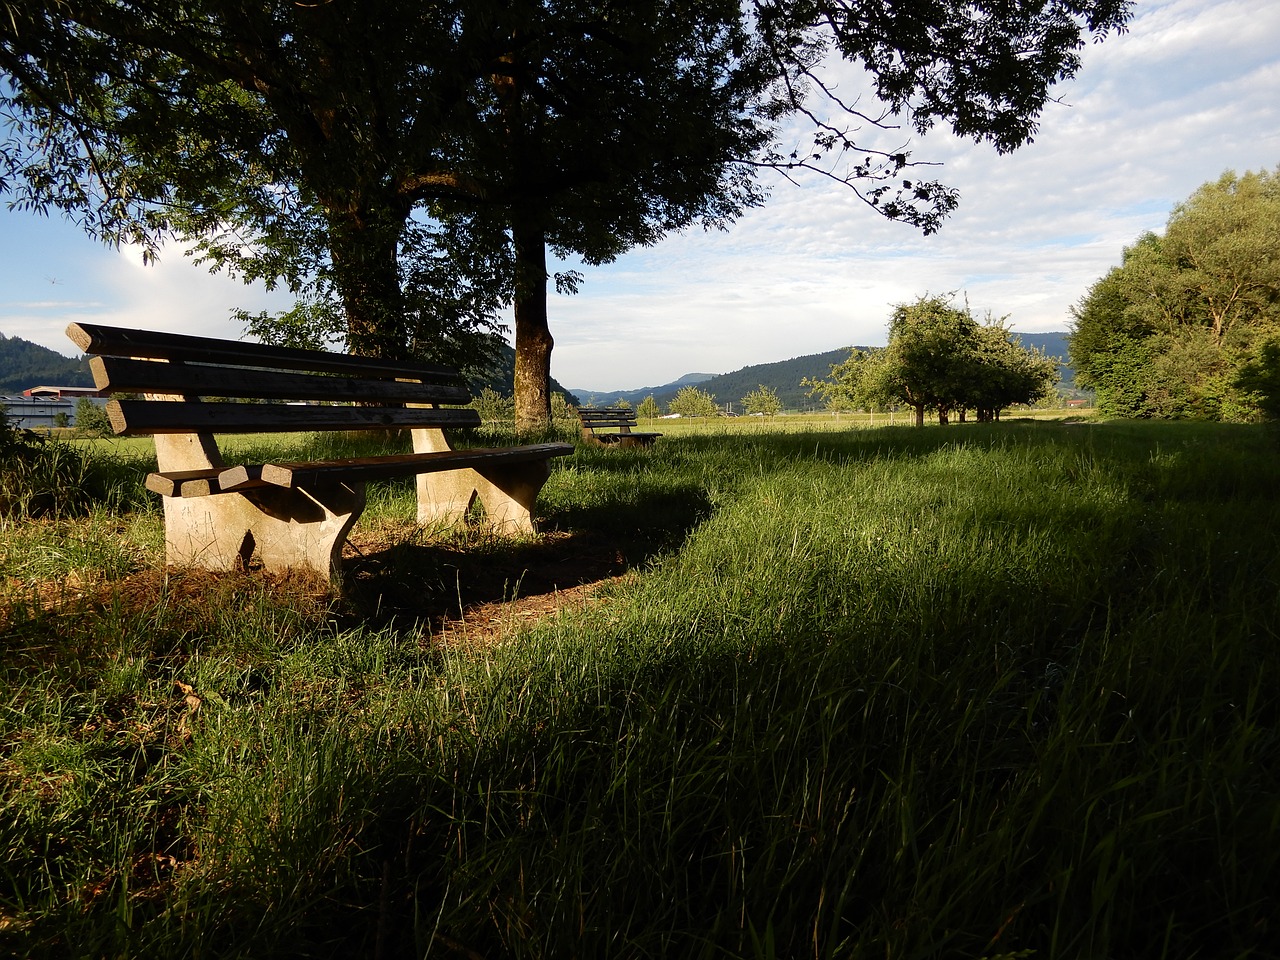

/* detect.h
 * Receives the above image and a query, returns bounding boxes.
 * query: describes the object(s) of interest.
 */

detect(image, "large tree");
[2,0,1131,427]
[1070,167,1280,421]
[879,295,982,426]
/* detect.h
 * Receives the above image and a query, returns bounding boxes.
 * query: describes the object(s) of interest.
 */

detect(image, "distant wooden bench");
[577,406,662,448]
[67,322,573,582]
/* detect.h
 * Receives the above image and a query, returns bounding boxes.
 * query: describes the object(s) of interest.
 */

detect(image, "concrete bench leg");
[415,463,548,535]
[411,427,549,535]
[162,483,364,581]
[152,431,363,581]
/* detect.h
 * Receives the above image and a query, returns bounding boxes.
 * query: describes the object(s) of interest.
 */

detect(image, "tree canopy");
[741,384,782,416]
[2,0,1131,426]
[669,385,719,418]
[1069,167,1280,421]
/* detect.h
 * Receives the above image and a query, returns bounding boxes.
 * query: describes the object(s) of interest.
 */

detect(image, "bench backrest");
[578,407,641,432]
[68,322,482,435]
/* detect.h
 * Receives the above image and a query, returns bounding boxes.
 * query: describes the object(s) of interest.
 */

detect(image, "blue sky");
[2,0,1278,392]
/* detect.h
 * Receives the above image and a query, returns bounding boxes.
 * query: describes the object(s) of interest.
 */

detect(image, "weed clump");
[0,416,134,518]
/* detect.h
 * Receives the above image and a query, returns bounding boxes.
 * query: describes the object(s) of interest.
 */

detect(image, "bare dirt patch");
[340,526,634,643]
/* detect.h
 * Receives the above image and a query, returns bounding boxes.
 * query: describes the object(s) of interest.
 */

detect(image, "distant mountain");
[1014,332,1069,356]
[568,372,715,408]
[0,333,92,395]
[578,332,1080,412]
[573,349,859,412]
[671,349,866,412]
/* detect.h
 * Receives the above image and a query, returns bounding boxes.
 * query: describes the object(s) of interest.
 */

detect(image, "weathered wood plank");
[218,444,574,491]
[68,321,463,382]
[108,399,481,435]
[145,466,273,498]
[91,356,471,404]
[578,408,637,420]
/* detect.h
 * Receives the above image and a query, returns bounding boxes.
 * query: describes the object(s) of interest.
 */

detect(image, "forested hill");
[569,372,716,408]
[572,351,856,411]
[0,333,92,394]
[668,348,866,411]
[693,334,1079,409]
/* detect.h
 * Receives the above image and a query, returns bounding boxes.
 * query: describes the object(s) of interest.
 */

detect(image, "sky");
[2,0,1278,393]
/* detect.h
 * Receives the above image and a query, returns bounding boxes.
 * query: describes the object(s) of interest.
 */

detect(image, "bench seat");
[216,444,574,491]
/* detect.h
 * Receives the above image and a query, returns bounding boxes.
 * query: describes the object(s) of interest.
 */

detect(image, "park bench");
[577,406,662,448]
[66,322,573,581]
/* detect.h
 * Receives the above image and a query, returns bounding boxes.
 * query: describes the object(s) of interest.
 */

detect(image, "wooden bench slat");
[218,444,574,491]
[69,321,463,382]
[108,399,482,435]
[145,466,273,498]
[91,356,472,404]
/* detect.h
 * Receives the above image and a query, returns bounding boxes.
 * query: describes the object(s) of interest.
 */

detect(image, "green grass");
[2,418,1278,958]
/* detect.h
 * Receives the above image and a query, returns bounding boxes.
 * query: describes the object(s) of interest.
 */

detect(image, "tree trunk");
[512,216,553,431]
[328,205,408,359]
[914,403,925,427]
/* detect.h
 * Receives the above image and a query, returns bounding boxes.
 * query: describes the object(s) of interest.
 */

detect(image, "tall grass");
[2,420,1278,958]
[1,425,151,520]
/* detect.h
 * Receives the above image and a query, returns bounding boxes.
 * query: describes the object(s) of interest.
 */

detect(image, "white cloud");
[0,230,291,357]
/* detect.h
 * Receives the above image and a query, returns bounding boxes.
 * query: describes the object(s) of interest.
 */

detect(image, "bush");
[469,387,515,424]
[669,385,718,418]
[74,397,113,437]
[551,392,577,423]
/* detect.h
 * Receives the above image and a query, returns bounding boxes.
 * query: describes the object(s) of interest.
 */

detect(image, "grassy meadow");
[2,416,1278,958]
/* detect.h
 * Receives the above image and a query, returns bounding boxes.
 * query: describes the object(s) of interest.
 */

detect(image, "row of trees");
[477,384,780,421]
[804,295,1060,425]
[1069,167,1280,421]
[620,322,1056,426]
[1,1,1131,428]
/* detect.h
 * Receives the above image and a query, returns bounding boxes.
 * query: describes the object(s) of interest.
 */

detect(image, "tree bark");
[512,215,553,431]
[327,204,409,359]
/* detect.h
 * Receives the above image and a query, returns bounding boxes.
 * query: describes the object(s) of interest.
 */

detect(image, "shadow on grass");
[338,484,713,631]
